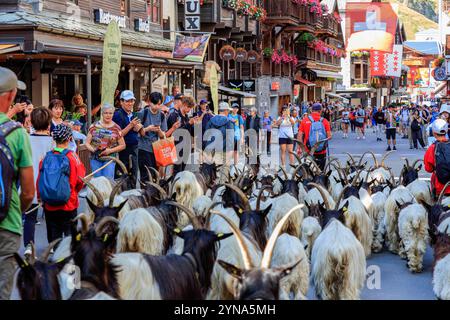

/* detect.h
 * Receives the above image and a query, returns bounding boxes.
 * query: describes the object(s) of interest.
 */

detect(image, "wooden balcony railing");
[264,0,318,27]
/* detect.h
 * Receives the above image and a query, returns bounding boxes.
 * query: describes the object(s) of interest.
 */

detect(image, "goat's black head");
[400,159,423,186]
[308,183,347,228]
[215,204,304,300]
[221,183,251,214]
[200,162,219,186]
[70,214,120,298]
[14,240,71,300]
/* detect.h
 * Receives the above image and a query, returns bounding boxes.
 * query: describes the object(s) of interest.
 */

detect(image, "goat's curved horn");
[307,183,331,210]
[412,159,423,169]
[146,181,168,199]
[81,177,103,206]
[72,213,90,235]
[278,166,288,180]
[95,216,120,237]
[109,178,126,208]
[364,168,373,183]
[41,238,62,263]
[438,181,450,205]
[335,185,350,210]
[306,156,322,175]
[214,211,253,270]
[261,204,304,269]
[310,138,329,156]
[146,166,160,184]
[165,201,202,230]
[204,202,222,230]
[256,185,273,211]
[402,157,410,168]
[293,164,308,180]
[387,167,397,187]
[294,139,307,155]
[27,241,36,265]
[289,151,302,164]
[351,170,362,187]
[380,150,394,168]
[331,163,348,185]
[99,156,128,176]
[345,152,356,165]
[224,183,251,212]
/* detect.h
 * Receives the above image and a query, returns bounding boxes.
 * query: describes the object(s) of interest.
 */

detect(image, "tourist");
[275,106,295,168]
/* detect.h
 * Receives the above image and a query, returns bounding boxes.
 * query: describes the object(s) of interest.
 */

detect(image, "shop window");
[147,0,161,24]
[68,0,79,4]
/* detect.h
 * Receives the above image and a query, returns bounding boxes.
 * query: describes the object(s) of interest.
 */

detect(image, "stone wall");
[255,76,292,115]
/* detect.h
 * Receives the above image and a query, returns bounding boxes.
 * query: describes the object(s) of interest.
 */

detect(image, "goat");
[422,182,450,245]
[12,240,71,300]
[432,227,450,300]
[400,159,423,186]
[171,171,204,227]
[384,185,416,253]
[215,205,306,300]
[308,194,366,300]
[300,216,322,259]
[407,179,433,207]
[111,206,232,300]
[370,190,388,253]
[398,203,429,273]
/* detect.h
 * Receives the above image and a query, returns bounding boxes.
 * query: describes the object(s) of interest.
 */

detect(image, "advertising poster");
[172,34,211,62]
[101,21,122,106]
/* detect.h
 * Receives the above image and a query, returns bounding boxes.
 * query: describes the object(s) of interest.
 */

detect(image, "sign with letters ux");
[185,0,200,31]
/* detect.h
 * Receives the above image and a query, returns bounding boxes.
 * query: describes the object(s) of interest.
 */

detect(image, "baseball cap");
[218,101,232,111]
[199,99,208,104]
[174,94,184,100]
[231,103,240,109]
[52,124,73,142]
[120,90,136,101]
[312,103,322,111]
[71,120,83,126]
[0,67,26,94]
[432,119,448,135]
[439,104,450,114]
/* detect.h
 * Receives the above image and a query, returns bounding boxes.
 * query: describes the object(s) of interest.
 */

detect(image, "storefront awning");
[218,85,257,98]
[434,82,446,95]
[296,77,316,87]
[0,44,22,54]
[325,92,350,104]
[312,69,343,80]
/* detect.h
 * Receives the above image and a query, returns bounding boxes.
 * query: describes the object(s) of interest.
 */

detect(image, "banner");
[386,45,403,77]
[101,21,122,106]
[172,34,210,62]
[408,66,420,87]
[370,45,403,77]
[346,2,398,53]
[210,64,218,114]
[418,68,430,87]
[370,50,388,76]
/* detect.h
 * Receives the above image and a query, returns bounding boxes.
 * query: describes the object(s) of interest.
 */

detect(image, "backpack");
[435,141,450,184]
[38,149,72,206]
[411,119,421,132]
[306,116,328,153]
[0,121,22,222]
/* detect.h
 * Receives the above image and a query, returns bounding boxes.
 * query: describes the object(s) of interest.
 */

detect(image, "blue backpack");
[307,116,328,153]
[38,149,71,206]
[0,121,22,222]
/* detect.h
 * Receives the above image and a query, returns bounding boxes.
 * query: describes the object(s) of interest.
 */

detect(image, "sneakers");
[393,146,397,151]
[362,136,366,140]
[24,244,32,257]
[386,146,391,151]
[357,136,360,140]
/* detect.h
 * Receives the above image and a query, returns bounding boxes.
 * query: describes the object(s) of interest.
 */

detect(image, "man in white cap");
[424,118,450,199]
[0,67,35,299]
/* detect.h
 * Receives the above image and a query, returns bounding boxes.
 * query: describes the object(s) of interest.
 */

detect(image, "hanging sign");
[247,50,260,64]
[219,45,236,61]
[235,48,248,62]
[433,67,447,81]
[185,0,201,31]
[94,9,126,28]
[210,64,219,114]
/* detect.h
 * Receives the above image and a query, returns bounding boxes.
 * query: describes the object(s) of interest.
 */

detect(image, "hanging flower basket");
[272,50,282,64]
[263,47,273,57]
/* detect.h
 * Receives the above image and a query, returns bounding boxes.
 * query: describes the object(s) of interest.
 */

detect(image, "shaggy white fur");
[407,180,433,206]
[370,192,388,253]
[433,254,450,300]
[301,216,322,259]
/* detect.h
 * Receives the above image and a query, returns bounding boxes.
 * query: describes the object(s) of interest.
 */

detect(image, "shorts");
[233,139,239,152]
[355,121,364,128]
[386,128,396,140]
[279,137,293,145]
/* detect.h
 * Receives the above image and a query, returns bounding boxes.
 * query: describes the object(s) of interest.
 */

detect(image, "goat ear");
[215,232,233,241]
[304,243,309,251]
[86,197,100,212]
[233,203,245,215]
[218,260,243,280]
[170,192,177,201]
[276,258,303,279]
[395,200,403,209]
[166,175,174,184]
[172,228,186,239]
[116,200,128,214]
[416,164,423,172]
[261,204,273,217]
[277,176,285,184]
[326,170,332,178]
[340,200,349,213]
[14,253,29,270]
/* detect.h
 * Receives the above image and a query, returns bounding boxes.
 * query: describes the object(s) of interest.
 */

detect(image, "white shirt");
[29,134,54,204]
[277,116,294,139]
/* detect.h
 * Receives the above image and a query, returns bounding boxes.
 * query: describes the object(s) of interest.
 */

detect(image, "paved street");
[25,128,436,300]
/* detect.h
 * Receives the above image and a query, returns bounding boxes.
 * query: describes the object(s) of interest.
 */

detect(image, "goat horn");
[41,238,62,263]
[402,157,410,168]
[412,159,423,169]
[165,201,202,230]
[95,216,120,237]
[99,156,128,176]
[364,168,373,183]
[26,241,36,265]
[345,152,356,165]
[278,166,288,180]
[81,177,103,206]
[109,178,126,208]
[146,165,160,184]
[289,151,302,164]
[72,213,90,235]
[294,139,306,155]
[438,181,450,205]
[306,156,322,175]
[146,181,168,199]
[214,211,253,270]
[387,167,397,187]
[224,183,251,212]
[380,150,394,168]
[351,170,362,187]
[204,202,222,230]
[256,185,273,211]
[335,185,350,210]
[261,204,304,269]
[293,163,308,181]
[307,183,331,210]
[331,163,348,185]
[310,138,329,156]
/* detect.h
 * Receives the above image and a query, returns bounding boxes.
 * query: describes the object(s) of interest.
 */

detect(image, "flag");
[172,34,210,62]
[101,21,122,106]
[385,45,403,77]
[370,50,388,76]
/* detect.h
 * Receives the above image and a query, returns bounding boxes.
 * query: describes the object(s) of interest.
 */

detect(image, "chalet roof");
[0,11,173,52]
[403,41,442,56]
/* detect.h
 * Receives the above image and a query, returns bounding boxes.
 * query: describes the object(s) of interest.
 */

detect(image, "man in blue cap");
[113,90,141,187]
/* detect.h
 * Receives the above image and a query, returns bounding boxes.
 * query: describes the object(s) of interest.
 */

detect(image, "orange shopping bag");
[152,133,178,167]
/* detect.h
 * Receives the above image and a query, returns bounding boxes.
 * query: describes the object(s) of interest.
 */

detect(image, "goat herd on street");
[12,146,450,300]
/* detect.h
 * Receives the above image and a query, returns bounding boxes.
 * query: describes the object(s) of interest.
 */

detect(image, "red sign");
[370,50,388,76]
[271,82,280,91]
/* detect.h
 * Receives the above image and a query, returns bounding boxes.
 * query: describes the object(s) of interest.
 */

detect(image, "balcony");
[263,0,317,31]
[317,16,338,38]
[178,0,220,25]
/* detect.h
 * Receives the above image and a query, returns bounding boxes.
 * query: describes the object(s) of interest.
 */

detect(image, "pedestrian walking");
[85,104,126,179]
[275,106,295,168]
[410,110,426,149]
[373,106,385,141]
[49,99,65,133]
[244,107,261,154]
[349,107,356,132]
[355,105,366,140]
[385,105,398,151]
[298,103,332,171]
[113,90,141,188]
[291,108,301,151]
[228,103,244,165]
[23,107,53,256]
[0,67,34,300]
[37,124,85,245]
[341,107,351,138]
[262,111,273,155]
[400,105,410,138]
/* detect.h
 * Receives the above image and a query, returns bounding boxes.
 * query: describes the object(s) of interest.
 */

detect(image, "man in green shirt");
[0,67,34,300]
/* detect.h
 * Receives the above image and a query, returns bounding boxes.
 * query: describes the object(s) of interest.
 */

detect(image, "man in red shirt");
[424,119,450,198]
[297,103,332,170]
[37,124,86,243]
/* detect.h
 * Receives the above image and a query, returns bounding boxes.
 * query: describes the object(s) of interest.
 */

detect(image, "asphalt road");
[25,127,436,300]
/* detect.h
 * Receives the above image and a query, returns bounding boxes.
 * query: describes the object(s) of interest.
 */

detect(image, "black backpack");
[0,121,22,222]
[435,141,450,184]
